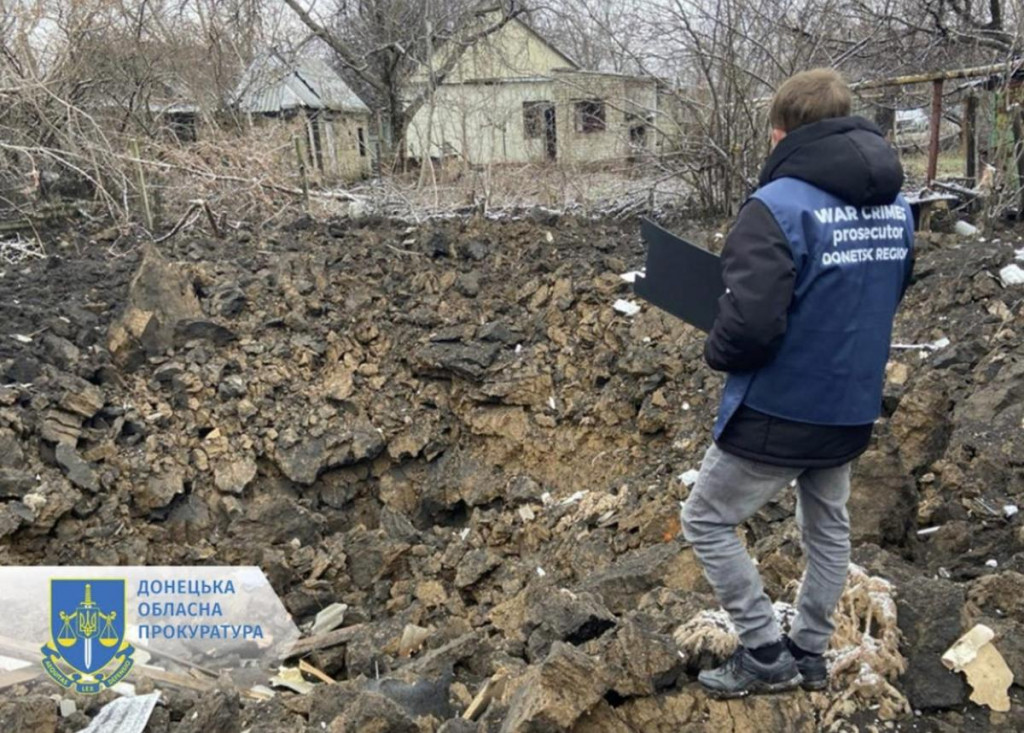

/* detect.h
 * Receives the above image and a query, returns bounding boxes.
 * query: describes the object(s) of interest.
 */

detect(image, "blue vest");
[713,177,914,439]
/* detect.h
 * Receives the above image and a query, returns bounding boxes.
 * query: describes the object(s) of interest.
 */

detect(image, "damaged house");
[404,15,670,166]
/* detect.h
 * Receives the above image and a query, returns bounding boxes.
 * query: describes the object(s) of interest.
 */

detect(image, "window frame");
[574,99,606,134]
[522,101,549,139]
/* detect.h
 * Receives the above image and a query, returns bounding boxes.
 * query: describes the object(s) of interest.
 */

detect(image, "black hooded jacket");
[706,116,913,467]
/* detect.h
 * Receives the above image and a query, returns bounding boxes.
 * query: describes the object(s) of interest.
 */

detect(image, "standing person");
[680,68,914,698]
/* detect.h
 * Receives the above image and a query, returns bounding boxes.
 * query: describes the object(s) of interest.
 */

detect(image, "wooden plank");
[131,640,219,678]
[140,666,214,693]
[932,180,981,198]
[298,658,336,685]
[463,669,511,720]
[285,624,366,658]
[0,668,41,690]
[903,191,958,205]
[854,60,1024,90]
[0,634,212,693]
[0,634,38,660]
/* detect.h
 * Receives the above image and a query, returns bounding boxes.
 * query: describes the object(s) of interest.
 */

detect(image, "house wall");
[407,80,555,164]
[551,74,658,164]
[410,15,574,84]
[652,87,695,154]
[249,110,372,182]
[406,73,659,166]
[318,111,373,180]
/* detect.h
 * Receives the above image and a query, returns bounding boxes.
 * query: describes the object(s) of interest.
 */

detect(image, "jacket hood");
[759,116,904,206]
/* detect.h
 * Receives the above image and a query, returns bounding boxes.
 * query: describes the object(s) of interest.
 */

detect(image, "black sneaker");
[783,635,828,691]
[698,645,801,699]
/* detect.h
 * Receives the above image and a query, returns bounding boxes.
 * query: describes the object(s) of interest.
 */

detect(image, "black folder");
[633,218,725,333]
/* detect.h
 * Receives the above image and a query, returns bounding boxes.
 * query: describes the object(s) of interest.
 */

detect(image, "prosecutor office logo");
[41,579,135,694]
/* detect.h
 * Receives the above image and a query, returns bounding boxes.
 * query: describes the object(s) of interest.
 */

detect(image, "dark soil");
[1,211,1024,732]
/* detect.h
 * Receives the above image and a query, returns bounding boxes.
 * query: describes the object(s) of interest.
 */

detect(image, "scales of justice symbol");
[42,580,135,693]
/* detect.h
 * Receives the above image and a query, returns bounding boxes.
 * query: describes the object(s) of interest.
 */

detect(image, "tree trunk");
[1012,106,1024,218]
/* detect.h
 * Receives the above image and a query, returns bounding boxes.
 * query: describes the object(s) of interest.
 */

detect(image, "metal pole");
[964,94,978,186]
[927,79,943,183]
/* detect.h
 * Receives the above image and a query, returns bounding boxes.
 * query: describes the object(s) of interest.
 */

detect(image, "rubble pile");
[1,213,1024,731]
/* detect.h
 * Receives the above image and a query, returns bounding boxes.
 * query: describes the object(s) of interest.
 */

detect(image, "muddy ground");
[1,208,1024,732]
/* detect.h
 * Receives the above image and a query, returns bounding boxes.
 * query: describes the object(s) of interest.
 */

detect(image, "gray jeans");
[681,443,852,654]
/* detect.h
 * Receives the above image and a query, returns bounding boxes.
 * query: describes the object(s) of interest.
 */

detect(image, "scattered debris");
[941,624,1013,712]
[462,672,509,721]
[892,337,950,351]
[310,603,348,636]
[398,624,431,657]
[298,658,336,685]
[953,220,978,237]
[75,692,160,733]
[270,666,316,695]
[612,298,641,316]
[998,264,1024,287]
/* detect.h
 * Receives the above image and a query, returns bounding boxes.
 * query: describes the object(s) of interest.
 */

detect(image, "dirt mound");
[2,215,1024,731]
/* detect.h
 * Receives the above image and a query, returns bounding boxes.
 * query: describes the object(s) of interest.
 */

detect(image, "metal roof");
[234,52,369,115]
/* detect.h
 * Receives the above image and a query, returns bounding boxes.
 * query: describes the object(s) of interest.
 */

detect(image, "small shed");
[234,52,373,181]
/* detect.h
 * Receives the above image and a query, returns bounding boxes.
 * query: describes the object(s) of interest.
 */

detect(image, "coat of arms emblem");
[41,579,135,694]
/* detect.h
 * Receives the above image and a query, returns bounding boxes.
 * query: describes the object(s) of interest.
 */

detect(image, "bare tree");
[281,0,527,163]
[529,0,1020,213]
[0,0,344,225]
[530,0,650,74]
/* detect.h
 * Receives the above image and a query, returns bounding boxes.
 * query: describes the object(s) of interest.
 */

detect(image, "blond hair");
[769,68,852,132]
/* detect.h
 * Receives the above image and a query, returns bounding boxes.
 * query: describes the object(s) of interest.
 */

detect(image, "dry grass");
[818,565,909,729]
[344,159,693,221]
[901,151,966,182]
[673,563,910,728]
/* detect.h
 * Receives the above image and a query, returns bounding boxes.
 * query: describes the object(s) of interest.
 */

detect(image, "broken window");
[574,100,606,133]
[523,102,548,139]
[357,127,366,157]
